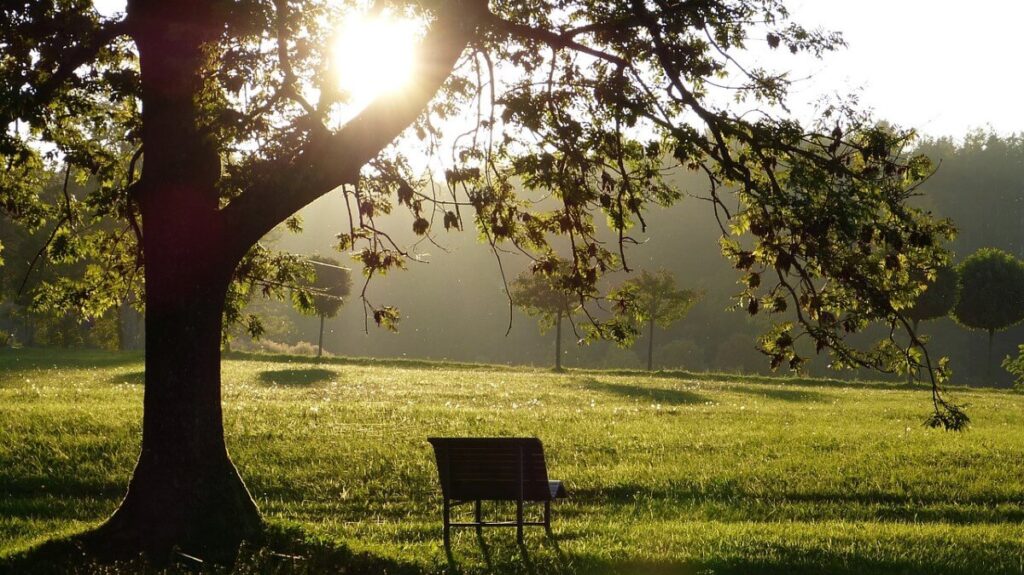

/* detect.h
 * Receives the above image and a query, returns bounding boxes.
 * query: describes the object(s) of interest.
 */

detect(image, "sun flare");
[332,13,419,106]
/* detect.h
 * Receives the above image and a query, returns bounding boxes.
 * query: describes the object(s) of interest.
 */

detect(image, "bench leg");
[443,498,451,549]
[474,500,482,533]
[516,498,524,543]
[544,500,551,534]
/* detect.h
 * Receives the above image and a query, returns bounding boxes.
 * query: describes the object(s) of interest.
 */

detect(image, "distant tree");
[510,266,574,371]
[904,265,958,383]
[952,248,1024,379]
[906,265,959,331]
[612,270,701,371]
[305,256,351,358]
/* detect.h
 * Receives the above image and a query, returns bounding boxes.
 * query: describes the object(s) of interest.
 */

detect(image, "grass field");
[1,349,1024,574]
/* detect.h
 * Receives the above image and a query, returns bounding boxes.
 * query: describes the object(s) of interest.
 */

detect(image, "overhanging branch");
[221,0,487,260]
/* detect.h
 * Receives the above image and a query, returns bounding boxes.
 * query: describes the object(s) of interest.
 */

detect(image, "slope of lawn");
[1,348,1023,574]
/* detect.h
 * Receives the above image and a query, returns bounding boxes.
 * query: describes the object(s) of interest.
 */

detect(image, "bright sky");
[92,0,1022,138]
[777,0,1024,138]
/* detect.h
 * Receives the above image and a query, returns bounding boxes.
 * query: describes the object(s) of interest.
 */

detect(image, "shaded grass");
[2,350,1024,574]
[257,368,338,387]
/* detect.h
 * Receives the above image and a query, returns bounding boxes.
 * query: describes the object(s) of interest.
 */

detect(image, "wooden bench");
[427,437,567,545]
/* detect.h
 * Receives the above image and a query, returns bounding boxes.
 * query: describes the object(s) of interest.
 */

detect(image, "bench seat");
[428,437,566,545]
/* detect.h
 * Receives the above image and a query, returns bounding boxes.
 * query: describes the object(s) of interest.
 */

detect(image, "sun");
[332,13,419,107]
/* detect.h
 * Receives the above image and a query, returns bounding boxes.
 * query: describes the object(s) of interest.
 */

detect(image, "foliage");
[906,265,958,325]
[1003,345,1024,391]
[612,269,701,330]
[225,245,316,343]
[914,133,1024,258]
[3,352,1024,572]
[952,248,1024,334]
[297,255,352,319]
[509,263,575,334]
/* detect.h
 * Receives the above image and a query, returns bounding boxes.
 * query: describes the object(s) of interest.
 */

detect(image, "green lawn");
[1,349,1023,574]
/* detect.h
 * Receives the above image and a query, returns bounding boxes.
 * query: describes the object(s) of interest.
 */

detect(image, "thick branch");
[221,0,486,259]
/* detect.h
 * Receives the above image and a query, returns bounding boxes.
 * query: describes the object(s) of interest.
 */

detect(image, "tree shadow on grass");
[438,533,985,575]
[0,349,143,375]
[4,522,1009,575]
[582,379,709,405]
[0,524,422,575]
[258,368,337,387]
[108,370,145,385]
[584,367,934,393]
[730,384,829,403]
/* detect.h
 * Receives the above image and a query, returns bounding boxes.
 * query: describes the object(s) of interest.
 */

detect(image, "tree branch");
[221,0,487,260]
[483,13,628,68]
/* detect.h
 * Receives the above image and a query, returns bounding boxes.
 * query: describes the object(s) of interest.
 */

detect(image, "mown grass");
[1,348,1023,574]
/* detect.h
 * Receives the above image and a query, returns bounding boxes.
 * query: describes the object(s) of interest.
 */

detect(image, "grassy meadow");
[1,349,1024,574]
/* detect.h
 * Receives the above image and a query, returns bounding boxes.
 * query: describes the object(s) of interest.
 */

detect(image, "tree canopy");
[305,256,352,320]
[615,270,700,329]
[0,0,968,555]
[953,248,1024,335]
[906,265,958,326]
[510,264,574,333]
[611,269,700,370]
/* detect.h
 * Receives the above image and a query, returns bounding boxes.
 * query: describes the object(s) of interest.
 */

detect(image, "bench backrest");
[428,437,553,501]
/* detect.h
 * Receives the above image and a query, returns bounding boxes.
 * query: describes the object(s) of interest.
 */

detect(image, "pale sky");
[92,0,1022,138]
[777,0,1024,138]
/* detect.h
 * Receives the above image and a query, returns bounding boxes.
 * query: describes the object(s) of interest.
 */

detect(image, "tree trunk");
[91,4,262,557]
[318,314,325,358]
[97,259,262,555]
[555,310,563,371]
[988,328,995,382]
[647,318,655,372]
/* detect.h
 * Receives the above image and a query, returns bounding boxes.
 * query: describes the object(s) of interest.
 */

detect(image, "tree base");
[83,452,264,563]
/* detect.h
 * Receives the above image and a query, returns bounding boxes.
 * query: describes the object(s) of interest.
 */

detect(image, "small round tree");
[510,264,574,371]
[906,265,959,331]
[305,256,352,358]
[952,248,1024,379]
[612,270,701,371]
[904,265,958,383]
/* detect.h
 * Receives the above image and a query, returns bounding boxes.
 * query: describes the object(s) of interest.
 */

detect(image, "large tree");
[1,0,964,556]
[612,269,700,371]
[952,248,1024,380]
